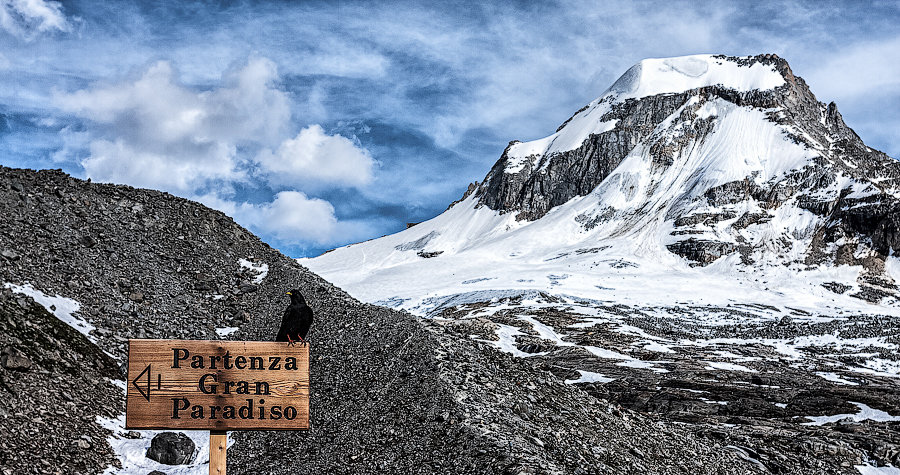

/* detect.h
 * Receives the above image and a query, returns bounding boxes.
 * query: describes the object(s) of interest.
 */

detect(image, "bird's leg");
[298,335,307,347]
[287,335,296,347]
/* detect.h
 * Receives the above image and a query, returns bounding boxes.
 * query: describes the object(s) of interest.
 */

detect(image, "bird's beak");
[286,292,292,295]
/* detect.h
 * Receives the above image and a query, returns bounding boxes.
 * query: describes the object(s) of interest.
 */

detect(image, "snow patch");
[585,345,631,359]
[99,379,235,474]
[215,327,239,337]
[616,360,669,373]
[476,324,546,358]
[643,341,675,353]
[850,358,900,378]
[705,361,757,372]
[856,464,900,475]
[565,370,614,385]
[607,55,785,101]
[99,412,234,475]
[238,258,268,284]
[815,371,859,386]
[803,402,900,426]
[4,282,94,342]
[886,256,900,283]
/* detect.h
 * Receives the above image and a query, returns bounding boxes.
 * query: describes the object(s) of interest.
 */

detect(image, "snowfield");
[304,192,899,322]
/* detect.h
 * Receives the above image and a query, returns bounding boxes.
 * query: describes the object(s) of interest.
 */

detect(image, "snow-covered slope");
[306,54,900,319]
[507,54,786,167]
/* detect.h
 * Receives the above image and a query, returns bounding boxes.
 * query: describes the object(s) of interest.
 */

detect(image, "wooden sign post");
[125,340,310,474]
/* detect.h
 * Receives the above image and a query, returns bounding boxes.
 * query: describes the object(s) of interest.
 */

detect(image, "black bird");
[275,289,313,347]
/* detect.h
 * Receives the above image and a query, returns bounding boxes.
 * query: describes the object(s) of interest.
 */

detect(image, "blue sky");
[1,0,898,257]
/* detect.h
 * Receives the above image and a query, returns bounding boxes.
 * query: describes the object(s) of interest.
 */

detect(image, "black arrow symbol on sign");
[133,364,151,402]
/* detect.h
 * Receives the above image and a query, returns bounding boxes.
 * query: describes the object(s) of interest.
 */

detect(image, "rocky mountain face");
[0,166,777,474]
[475,54,899,301]
[306,54,900,474]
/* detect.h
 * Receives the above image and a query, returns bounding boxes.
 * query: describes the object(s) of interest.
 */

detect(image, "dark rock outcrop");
[666,239,737,265]
[146,432,195,465]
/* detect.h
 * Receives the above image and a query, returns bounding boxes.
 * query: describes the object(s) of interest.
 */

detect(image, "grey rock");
[0,346,31,371]
[238,283,258,294]
[666,239,736,265]
[78,235,97,248]
[146,432,195,465]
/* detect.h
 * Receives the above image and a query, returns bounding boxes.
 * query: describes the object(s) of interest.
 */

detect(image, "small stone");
[124,431,142,439]
[78,235,97,248]
[0,249,19,260]
[1,346,32,371]
[129,292,145,303]
[74,439,90,449]
[238,283,258,294]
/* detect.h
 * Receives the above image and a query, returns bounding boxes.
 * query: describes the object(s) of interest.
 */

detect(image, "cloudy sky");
[1,0,898,257]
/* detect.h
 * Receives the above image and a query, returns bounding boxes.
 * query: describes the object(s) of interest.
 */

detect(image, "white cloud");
[292,37,388,78]
[803,36,900,102]
[257,125,375,187]
[81,139,241,192]
[49,54,381,249]
[328,1,732,148]
[55,58,290,146]
[198,191,339,245]
[54,57,291,192]
[0,0,69,39]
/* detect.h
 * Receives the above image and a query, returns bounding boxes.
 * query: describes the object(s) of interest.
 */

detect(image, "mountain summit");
[308,53,900,310]
[303,54,900,473]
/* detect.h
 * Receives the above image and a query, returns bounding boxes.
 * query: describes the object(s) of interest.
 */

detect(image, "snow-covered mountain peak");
[606,54,786,100]
[505,54,789,168]
[306,53,900,317]
[299,55,900,470]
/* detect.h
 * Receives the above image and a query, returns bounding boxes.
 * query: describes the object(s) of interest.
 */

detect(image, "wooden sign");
[126,340,309,431]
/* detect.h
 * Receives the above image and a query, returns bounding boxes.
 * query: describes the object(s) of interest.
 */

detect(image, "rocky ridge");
[0,166,768,474]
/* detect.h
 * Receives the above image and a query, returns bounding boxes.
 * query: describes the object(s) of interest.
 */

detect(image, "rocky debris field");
[439,294,900,473]
[0,288,122,475]
[0,166,775,474]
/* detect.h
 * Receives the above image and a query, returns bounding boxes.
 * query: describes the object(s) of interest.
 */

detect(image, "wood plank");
[125,340,309,430]
[210,430,227,475]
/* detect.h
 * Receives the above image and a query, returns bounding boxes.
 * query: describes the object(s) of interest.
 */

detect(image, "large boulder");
[145,432,195,465]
